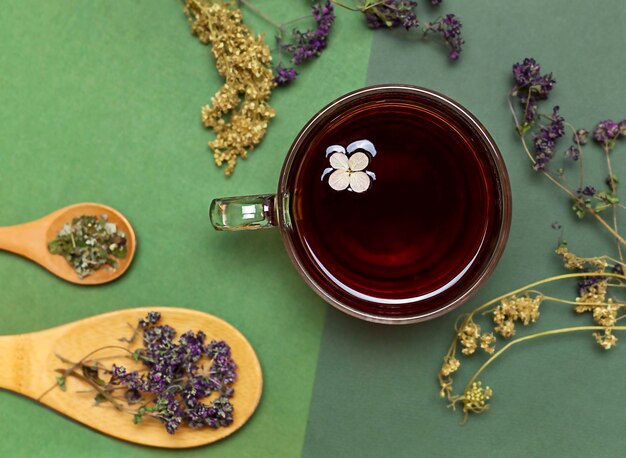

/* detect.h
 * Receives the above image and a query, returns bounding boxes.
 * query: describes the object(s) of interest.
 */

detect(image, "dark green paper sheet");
[304,1,626,457]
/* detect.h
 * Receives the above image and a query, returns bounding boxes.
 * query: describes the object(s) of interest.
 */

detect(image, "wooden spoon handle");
[0,334,28,394]
[0,330,62,398]
[0,221,46,261]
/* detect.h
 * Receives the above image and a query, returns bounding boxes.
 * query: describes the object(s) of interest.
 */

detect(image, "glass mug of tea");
[210,85,511,324]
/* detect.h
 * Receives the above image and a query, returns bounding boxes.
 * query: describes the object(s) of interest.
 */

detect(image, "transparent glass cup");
[210,85,512,324]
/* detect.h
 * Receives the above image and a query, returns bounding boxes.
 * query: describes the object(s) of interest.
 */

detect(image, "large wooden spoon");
[0,307,262,448]
[0,203,136,285]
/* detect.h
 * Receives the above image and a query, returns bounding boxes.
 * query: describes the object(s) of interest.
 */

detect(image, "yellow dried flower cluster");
[555,246,608,271]
[439,243,626,421]
[438,320,499,405]
[438,355,460,399]
[556,247,625,350]
[575,281,608,313]
[459,321,481,355]
[462,382,492,415]
[592,300,618,327]
[479,333,496,354]
[576,279,623,350]
[440,356,460,377]
[583,293,621,349]
[492,294,542,338]
[593,329,618,350]
[184,0,276,176]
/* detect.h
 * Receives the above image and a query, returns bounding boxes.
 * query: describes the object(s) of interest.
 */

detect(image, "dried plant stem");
[540,295,615,307]
[238,0,317,51]
[603,146,624,262]
[38,345,140,402]
[60,367,127,411]
[237,0,281,28]
[507,95,537,165]
[330,0,360,12]
[465,325,626,391]
[444,271,626,359]
[542,171,626,245]
[482,294,612,309]
[591,208,626,246]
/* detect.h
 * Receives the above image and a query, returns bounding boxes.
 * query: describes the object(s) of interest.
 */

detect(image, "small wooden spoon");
[0,307,263,448]
[0,203,136,285]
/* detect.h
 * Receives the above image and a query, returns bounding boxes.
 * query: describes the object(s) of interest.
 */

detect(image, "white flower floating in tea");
[321,139,377,193]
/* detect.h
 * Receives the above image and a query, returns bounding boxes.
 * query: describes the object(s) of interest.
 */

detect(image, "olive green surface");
[304,1,626,457]
[0,1,371,457]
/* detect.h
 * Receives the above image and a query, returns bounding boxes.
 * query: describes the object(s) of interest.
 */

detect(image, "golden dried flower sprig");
[439,250,626,423]
[184,0,276,176]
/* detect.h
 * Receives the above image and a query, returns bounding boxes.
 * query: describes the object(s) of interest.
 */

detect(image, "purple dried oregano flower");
[511,57,555,123]
[60,312,238,435]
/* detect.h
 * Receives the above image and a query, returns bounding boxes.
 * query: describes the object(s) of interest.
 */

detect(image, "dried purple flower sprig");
[511,57,555,125]
[349,0,464,61]
[281,1,335,66]
[361,0,418,30]
[422,12,464,60]
[508,57,626,255]
[240,0,463,87]
[238,0,335,86]
[54,312,237,435]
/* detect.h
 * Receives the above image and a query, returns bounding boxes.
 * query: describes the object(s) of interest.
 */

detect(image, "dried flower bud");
[593,119,620,148]
[494,319,516,339]
[439,379,453,399]
[556,246,586,270]
[282,1,335,65]
[576,281,608,312]
[492,294,542,338]
[511,58,555,124]
[440,356,460,377]
[480,333,496,354]
[459,321,481,355]
[462,381,492,415]
[593,329,618,350]
[592,301,618,327]
[574,128,589,145]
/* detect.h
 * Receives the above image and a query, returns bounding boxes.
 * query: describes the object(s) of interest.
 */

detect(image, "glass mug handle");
[210,194,278,231]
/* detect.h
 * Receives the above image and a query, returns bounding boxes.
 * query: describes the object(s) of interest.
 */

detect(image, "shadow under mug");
[210,85,512,325]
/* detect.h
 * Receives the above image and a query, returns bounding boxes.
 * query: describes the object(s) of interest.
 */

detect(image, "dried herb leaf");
[47,214,128,279]
[81,364,105,387]
[56,375,66,391]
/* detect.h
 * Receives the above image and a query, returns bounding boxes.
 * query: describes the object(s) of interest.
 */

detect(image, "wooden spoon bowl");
[0,307,263,448]
[0,203,136,285]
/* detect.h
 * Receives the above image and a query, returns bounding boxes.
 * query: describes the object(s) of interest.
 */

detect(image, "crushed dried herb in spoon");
[48,214,128,278]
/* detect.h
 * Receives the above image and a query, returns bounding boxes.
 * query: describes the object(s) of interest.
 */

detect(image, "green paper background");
[0,1,370,456]
[1,1,626,457]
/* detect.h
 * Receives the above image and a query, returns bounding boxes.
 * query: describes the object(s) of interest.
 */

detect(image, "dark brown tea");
[283,89,507,320]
